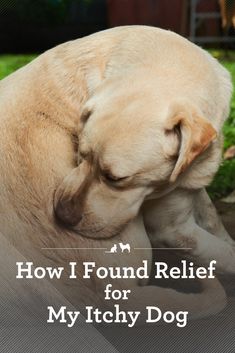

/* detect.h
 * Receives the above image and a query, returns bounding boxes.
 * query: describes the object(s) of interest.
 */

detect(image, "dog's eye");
[103,172,127,183]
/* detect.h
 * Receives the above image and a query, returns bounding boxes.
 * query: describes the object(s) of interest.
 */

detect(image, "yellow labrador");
[0,26,230,319]
[53,27,235,271]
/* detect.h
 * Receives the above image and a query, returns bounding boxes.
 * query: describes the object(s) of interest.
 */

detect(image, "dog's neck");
[33,52,88,134]
[34,38,113,134]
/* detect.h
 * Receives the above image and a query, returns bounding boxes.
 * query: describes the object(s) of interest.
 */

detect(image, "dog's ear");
[165,107,217,183]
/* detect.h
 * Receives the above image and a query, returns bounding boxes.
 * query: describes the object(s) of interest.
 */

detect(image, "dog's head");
[54,76,217,239]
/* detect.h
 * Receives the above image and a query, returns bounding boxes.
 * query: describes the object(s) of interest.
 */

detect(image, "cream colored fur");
[0,26,231,319]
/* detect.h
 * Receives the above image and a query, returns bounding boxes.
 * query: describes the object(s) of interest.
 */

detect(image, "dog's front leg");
[143,189,235,274]
[160,219,235,274]
[194,188,235,245]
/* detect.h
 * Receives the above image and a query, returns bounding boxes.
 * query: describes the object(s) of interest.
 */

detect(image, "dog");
[53,26,235,273]
[0,26,230,319]
[119,243,130,253]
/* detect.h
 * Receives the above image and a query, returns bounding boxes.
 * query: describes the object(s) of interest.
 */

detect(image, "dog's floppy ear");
[165,107,217,183]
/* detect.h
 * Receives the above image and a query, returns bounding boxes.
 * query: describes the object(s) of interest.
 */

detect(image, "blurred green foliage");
[208,159,235,199]
[0,55,37,79]
[0,51,234,199]
[207,50,235,199]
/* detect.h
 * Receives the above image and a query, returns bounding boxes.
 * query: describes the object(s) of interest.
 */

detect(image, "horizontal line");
[134,248,192,250]
[42,247,192,250]
[41,248,107,250]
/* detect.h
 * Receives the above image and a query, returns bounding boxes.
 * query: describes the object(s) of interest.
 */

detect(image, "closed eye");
[102,171,129,183]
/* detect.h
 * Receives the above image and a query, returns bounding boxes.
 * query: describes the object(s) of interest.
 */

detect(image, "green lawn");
[0,52,234,199]
[0,54,37,80]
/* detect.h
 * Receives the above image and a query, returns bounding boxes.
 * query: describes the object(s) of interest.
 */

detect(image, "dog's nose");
[54,199,83,228]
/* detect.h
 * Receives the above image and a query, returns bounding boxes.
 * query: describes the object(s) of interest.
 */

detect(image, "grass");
[207,50,235,199]
[0,51,234,200]
[0,54,37,80]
